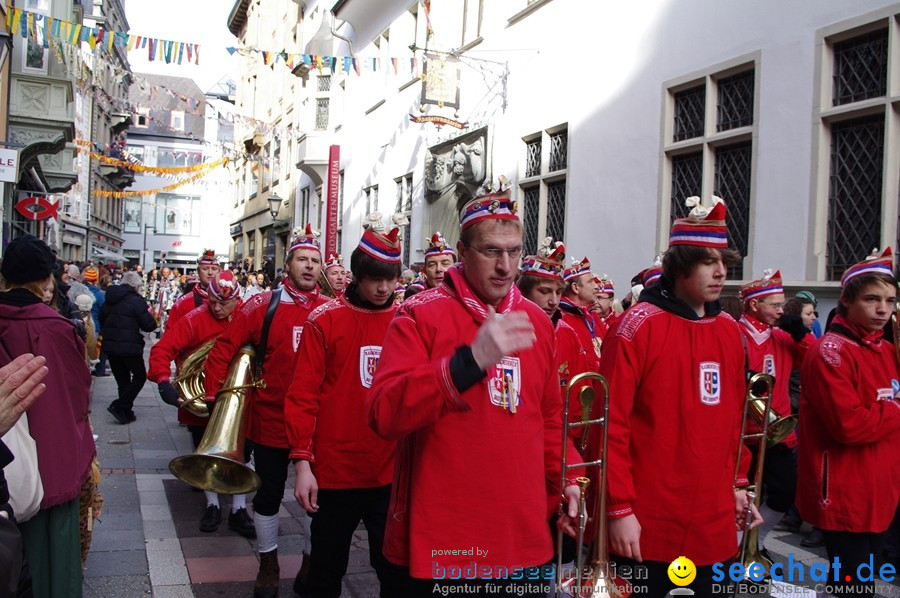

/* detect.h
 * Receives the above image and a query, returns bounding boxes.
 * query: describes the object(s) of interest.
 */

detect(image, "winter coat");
[99,284,157,356]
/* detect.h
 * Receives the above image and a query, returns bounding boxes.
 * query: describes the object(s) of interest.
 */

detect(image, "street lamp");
[267,193,288,224]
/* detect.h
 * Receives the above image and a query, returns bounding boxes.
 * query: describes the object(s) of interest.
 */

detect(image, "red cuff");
[607,505,633,519]
[289,450,314,462]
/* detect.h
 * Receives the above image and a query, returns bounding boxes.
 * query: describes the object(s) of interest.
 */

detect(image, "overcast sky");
[123,0,238,92]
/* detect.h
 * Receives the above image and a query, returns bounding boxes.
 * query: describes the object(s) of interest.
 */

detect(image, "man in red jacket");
[423,231,456,289]
[286,225,406,597]
[797,247,900,596]
[368,191,581,597]
[166,249,220,332]
[323,253,346,294]
[597,196,760,597]
[593,275,618,328]
[737,269,811,527]
[148,270,254,537]
[205,225,328,598]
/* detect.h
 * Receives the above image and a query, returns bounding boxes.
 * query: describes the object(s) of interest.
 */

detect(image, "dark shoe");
[801,528,825,547]
[126,410,137,423]
[292,552,311,596]
[228,507,256,538]
[773,512,802,533]
[199,504,221,533]
[254,549,280,598]
[107,404,131,425]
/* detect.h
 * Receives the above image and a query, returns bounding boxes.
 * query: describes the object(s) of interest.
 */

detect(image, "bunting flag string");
[92,166,220,198]
[7,6,201,65]
[73,141,228,175]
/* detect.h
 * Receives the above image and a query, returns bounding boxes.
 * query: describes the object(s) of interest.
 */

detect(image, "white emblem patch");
[359,345,382,389]
[292,326,304,352]
[488,357,521,409]
[699,361,721,405]
[763,354,776,377]
[877,388,893,402]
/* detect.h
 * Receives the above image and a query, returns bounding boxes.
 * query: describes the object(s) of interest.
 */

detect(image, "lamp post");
[267,193,286,223]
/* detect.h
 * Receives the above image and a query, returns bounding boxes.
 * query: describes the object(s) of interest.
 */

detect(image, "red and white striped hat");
[841,247,894,288]
[358,227,402,264]
[739,269,784,301]
[669,196,728,249]
[520,238,566,281]
[208,270,239,301]
[459,190,518,231]
[563,256,591,283]
[288,224,321,255]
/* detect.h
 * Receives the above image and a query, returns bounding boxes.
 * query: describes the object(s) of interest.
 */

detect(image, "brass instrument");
[556,372,624,598]
[745,385,797,447]
[733,372,776,582]
[173,339,216,418]
[169,345,263,494]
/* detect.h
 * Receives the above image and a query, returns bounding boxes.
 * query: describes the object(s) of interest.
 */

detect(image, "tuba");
[169,345,263,494]
[556,372,625,598]
[173,339,216,418]
[733,372,776,582]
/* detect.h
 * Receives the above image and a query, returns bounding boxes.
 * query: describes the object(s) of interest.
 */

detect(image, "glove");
[157,381,180,406]
[778,314,808,343]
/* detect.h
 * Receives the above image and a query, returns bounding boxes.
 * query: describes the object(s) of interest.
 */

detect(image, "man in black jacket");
[100,271,157,423]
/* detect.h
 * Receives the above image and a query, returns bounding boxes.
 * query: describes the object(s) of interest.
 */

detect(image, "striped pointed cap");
[841,247,894,288]
[358,227,402,264]
[459,190,518,231]
[325,252,344,271]
[208,270,239,301]
[642,255,663,287]
[563,256,591,283]
[595,274,614,296]
[198,248,218,265]
[288,224,321,255]
[740,269,784,301]
[424,232,456,259]
[520,237,566,281]
[669,195,728,249]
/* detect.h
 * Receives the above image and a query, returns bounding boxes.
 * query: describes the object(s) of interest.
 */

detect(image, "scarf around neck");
[444,263,520,324]
[281,276,320,306]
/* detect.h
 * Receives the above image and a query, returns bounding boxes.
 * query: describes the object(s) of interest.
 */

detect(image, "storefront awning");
[92,247,127,263]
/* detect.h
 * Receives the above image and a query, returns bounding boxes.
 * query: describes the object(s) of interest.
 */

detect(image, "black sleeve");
[136,298,159,332]
[448,345,487,394]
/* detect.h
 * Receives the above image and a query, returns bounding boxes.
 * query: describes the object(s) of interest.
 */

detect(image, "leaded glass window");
[522,187,540,257]
[826,116,884,280]
[318,75,332,92]
[670,152,703,221]
[525,139,541,177]
[717,71,754,132]
[546,181,566,244]
[673,85,705,141]
[316,99,329,130]
[549,131,567,172]
[714,142,752,279]
[833,29,888,106]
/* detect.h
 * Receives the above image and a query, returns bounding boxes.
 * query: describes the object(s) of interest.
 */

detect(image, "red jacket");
[796,316,900,532]
[556,316,597,448]
[149,304,233,427]
[738,314,812,448]
[284,293,396,488]
[205,287,327,448]
[368,267,581,578]
[166,286,206,333]
[597,295,748,566]
[0,294,95,510]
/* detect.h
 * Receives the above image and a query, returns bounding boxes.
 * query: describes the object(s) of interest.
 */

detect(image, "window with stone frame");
[662,61,757,279]
[395,174,413,266]
[520,126,568,257]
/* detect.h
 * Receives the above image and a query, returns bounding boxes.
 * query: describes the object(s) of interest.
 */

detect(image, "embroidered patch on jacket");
[616,304,662,341]
[359,345,382,388]
[819,335,846,367]
[292,325,304,352]
[488,356,521,409]
[877,387,893,402]
[763,354,776,377]
[699,361,721,405]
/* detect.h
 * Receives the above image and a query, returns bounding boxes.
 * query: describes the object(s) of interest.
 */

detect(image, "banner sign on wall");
[324,145,340,256]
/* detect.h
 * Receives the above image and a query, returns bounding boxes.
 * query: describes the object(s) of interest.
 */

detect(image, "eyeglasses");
[470,246,524,261]
[759,300,785,309]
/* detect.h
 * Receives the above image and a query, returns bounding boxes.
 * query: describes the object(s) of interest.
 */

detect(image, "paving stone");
[147,538,190,586]
[143,518,179,540]
[89,529,147,552]
[95,511,144,531]
[151,586,195,598]
[180,535,255,558]
[84,549,148,578]
[139,490,171,505]
[82,574,151,597]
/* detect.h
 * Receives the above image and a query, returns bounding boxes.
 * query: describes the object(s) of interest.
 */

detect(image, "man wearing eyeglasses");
[737,269,813,529]
[367,190,582,597]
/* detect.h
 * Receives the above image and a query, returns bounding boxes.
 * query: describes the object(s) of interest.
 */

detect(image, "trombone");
[555,372,624,598]
[732,372,775,583]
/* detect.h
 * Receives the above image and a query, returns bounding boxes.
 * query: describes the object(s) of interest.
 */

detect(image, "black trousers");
[748,443,797,512]
[824,530,886,596]
[252,442,289,517]
[107,353,147,411]
[307,485,405,598]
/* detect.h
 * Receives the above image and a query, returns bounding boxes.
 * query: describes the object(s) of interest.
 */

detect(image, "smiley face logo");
[668,556,696,586]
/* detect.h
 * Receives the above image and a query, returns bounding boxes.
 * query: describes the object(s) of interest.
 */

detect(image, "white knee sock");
[232,493,247,512]
[255,512,279,553]
[204,491,219,507]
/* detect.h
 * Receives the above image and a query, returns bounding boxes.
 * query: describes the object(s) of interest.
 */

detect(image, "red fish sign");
[15,196,59,221]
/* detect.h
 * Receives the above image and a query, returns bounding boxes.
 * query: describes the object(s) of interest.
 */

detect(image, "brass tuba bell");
[169,345,263,494]
[173,339,215,418]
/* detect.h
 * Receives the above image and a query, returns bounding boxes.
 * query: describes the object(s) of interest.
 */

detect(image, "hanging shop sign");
[421,53,460,109]
[15,195,59,221]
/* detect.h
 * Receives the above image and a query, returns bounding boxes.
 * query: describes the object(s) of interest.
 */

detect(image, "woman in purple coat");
[0,235,95,598]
